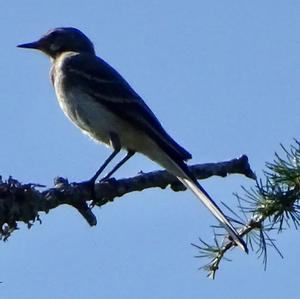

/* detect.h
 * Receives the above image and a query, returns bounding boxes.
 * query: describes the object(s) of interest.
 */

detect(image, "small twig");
[193,215,263,279]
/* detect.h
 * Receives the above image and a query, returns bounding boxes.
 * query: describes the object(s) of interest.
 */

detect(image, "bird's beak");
[17,41,41,50]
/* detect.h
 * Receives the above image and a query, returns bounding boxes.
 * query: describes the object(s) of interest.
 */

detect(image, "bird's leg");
[89,148,120,184]
[100,150,135,182]
[79,148,120,196]
[89,132,121,184]
[79,132,121,198]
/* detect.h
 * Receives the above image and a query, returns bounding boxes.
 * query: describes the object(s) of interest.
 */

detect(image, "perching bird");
[18,27,247,252]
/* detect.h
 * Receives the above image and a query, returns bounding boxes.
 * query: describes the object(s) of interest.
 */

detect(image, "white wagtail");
[18,27,247,252]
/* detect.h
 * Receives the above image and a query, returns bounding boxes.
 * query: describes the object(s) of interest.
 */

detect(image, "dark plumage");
[18,27,247,252]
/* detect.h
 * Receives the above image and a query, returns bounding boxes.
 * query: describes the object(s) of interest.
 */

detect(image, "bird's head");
[17,27,95,58]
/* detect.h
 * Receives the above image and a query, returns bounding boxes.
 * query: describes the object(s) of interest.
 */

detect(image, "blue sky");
[0,1,299,298]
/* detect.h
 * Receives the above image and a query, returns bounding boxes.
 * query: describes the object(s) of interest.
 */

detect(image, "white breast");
[51,53,110,145]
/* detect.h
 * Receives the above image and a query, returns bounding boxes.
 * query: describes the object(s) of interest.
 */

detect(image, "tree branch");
[0,155,254,240]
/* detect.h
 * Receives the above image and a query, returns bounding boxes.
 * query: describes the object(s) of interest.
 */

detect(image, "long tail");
[167,159,248,253]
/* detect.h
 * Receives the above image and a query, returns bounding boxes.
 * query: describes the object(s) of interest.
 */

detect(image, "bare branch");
[0,155,254,240]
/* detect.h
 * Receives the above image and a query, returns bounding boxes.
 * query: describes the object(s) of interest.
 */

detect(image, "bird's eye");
[49,41,61,52]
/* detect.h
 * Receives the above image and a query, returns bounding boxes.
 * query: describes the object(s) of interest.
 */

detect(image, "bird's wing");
[63,53,192,162]
[61,53,247,252]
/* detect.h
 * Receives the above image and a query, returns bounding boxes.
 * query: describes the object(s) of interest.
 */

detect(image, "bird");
[18,27,247,252]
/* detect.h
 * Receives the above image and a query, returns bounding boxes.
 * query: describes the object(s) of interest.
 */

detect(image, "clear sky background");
[0,1,299,298]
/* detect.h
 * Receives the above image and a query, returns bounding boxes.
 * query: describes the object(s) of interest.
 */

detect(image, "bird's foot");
[99,176,117,185]
[75,178,97,200]
[76,176,117,207]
